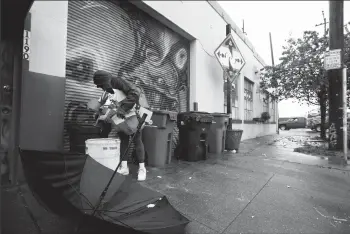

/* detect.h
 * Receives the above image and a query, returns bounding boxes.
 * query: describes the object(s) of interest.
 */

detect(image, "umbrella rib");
[102,212,135,230]
[109,196,161,212]
[63,154,106,221]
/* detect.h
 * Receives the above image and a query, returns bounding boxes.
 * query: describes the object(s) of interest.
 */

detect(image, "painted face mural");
[64,1,189,149]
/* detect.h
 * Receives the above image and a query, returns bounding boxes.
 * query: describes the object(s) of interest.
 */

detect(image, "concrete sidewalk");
[142,133,350,234]
[2,132,350,234]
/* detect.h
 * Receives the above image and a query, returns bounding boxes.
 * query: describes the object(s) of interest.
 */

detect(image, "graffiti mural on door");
[64,1,189,150]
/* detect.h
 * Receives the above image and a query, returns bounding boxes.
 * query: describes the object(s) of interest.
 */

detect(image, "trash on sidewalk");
[157,176,162,178]
[313,207,349,223]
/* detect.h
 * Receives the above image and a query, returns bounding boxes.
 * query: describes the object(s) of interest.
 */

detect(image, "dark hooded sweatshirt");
[93,70,140,116]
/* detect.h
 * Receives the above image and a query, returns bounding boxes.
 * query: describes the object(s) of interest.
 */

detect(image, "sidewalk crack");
[220,173,275,234]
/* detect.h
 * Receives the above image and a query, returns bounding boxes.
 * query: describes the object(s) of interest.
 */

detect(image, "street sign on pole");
[214,34,246,83]
[324,49,342,70]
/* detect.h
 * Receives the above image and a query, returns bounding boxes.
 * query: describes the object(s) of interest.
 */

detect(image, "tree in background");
[260,30,329,139]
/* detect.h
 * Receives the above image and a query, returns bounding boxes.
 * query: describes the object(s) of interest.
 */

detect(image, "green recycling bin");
[142,110,177,167]
[176,112,213,162]
[225,129,243,151]
[208,113,229,153]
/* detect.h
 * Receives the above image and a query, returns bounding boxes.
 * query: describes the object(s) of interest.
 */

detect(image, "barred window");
[244,78,254,120]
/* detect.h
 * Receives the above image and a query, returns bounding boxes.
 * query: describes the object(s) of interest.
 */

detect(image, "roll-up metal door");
[64,1,190,151]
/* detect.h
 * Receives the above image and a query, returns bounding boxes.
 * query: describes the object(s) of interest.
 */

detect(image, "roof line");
[207,1,267,67]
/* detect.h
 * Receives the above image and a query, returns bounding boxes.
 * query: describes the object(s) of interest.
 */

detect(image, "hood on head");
[93,70,114,94]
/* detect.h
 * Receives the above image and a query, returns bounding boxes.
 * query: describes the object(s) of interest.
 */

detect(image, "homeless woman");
[92,70,147,181]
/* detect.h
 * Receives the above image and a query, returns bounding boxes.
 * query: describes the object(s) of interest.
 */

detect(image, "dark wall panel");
[19,71,65,151]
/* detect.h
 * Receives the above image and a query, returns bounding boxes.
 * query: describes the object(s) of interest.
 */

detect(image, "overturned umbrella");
[20,150,189,234]
[20,114,188,234]
[19,114,189,233]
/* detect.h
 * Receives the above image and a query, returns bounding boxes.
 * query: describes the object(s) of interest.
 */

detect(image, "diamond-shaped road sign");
[214,34,246,83]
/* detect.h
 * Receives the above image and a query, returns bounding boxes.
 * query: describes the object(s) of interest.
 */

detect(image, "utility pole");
[269,32,279,134]
[269,32,275,66]
[226,24,233,130]
[328,1,344,151]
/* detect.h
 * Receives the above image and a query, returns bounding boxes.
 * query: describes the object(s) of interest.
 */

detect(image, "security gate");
[64,1,190,151]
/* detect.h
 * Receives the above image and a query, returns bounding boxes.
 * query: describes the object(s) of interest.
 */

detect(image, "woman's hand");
[116,108,126,119]
[108,103,117,109]
[98,114,108,122]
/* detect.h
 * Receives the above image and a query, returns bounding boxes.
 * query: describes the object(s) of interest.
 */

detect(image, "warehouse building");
[19,0,278,153]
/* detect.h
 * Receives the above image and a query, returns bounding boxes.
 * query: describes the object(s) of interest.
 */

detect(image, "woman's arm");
[110,75,140,115]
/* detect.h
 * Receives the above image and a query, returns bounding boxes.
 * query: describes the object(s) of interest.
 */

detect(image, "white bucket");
[85,138,120,170]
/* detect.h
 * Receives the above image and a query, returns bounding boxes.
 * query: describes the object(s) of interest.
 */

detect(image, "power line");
[315,10,350,34]
[198,39,216,59]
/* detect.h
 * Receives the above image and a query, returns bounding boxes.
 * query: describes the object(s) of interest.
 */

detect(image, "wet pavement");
[143,129,350,234]
[2,129,350,234]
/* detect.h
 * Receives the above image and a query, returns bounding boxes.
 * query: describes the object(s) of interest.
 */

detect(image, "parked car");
[308,111,350,132]
[309,116,329,132]
[278,117,307,130]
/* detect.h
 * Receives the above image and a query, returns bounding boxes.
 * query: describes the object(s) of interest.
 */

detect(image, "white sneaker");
[117,165,129,175]
[137,167,146,181]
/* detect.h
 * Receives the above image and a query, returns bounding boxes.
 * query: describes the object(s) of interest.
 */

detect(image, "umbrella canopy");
[20,150,189,234]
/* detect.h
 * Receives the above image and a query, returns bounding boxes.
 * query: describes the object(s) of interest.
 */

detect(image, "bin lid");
[178,111,214,122]
[152,110,178,121]
[226,129,243,132]
[178,111,210,115]
[69,124,100,130]
[68,124,101,134]
[212,113,230,117]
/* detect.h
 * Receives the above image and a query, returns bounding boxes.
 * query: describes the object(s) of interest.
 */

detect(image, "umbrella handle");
[91,113,148,214]
[75,113,148,233]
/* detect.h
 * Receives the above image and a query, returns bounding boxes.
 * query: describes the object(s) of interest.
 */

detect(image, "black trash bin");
[142,110,177,167]
[68,124,102,153]
[176,112,213,162]
[225,129,243,152]
[208,113,229,153]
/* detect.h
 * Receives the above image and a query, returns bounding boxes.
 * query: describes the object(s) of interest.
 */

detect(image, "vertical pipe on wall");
[226,24,233,130]
[0,0,2,230]
[189,40,197,111]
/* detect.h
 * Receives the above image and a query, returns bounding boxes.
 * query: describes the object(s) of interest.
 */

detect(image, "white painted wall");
[142,0,278,139]
[29,1,68,77]
[234,123,276,140]
[26,0,277,141]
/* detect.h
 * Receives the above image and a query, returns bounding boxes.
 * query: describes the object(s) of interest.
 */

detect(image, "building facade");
[19,0,278,152]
